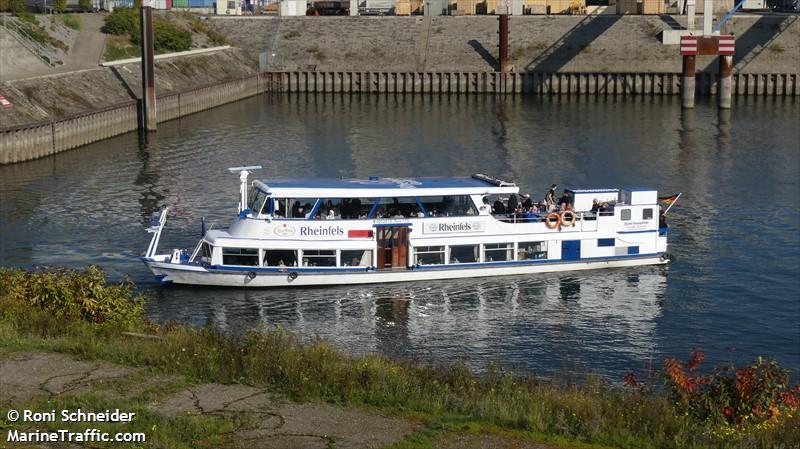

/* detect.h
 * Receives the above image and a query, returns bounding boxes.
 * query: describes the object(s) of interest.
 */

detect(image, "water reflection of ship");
[149,267,667,373]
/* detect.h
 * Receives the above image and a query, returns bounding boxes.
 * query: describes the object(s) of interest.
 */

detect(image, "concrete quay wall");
[0,75,271,164]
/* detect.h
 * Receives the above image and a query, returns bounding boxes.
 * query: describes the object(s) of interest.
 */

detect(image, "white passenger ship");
[142,167,673,287]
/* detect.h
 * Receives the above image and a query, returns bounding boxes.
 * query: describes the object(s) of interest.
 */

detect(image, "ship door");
[376,226,410,270]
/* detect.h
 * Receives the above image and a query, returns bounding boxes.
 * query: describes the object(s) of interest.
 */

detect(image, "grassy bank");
[1,267,798,449]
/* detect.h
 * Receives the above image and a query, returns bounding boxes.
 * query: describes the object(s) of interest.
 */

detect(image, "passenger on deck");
[493,199,506,214]
[659,206,667,228]
[479,196,491,215]
[545,184,557,209]
[558,190,571,209]
[522,194,533,209]
[507,194,519,212]
[291,201,301,218]
[590,199,600,213]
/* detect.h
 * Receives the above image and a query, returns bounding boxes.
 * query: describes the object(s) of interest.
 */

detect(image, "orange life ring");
[560,210,576,227]
[545,212,561,229]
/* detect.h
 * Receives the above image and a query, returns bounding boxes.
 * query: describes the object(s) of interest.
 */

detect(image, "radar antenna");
[228,165,262,213]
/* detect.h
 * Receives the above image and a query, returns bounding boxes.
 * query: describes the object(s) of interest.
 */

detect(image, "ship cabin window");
[248,189,269,215]
[418,195,477,217]
[302,250,337,267]
[620,209,631,221]
[484,243,513,262]
[449,245,479,264]
[263,249,298,267]
[341,249,373,267]
[201,242,212,260]
[642,208,653,220]
[373,197,424,219]
[517,241,548,260]
[305,198,378,220]
[222,247,259,266]
[414,246,445,265]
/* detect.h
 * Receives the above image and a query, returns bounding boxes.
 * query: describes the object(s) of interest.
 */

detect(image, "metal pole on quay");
[680,36,697,109]
[140,2,157,131]
[498,12,510,73]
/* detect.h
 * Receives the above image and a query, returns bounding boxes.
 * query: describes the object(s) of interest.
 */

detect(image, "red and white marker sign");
[0,95,13,108]
[719,35,735,56]
[680,35,698,55]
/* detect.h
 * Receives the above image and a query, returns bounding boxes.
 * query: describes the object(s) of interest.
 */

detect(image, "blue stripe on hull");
[190,252,666,276]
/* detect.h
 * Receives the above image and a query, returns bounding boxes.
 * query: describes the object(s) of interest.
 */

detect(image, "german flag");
[658,193,680,205]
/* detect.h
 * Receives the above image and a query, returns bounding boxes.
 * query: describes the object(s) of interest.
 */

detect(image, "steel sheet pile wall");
[262,71,799,96]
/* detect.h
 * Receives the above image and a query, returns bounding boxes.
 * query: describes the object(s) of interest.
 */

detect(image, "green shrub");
[0,0,24,12]
[103,7,139,36]
[60,13,80,30]
[78,0,91,11]
[153,20,191,53]
[0,266,144,331]
[54,0,66,13]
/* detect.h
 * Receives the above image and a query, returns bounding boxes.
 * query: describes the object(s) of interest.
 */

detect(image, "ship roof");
[254,175,519,198]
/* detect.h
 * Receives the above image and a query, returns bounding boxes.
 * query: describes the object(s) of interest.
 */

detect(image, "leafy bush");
[0,266,144,331]
[78,0,91,11]
[153,19,191,53]
[53,0,66,13]
[0,0,25,13]
[664,349,800,428]
[103,9,192,53]
[103,7,139,36]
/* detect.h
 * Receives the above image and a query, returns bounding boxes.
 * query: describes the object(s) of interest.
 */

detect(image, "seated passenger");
[558,190,571,208]
[590,199,600,213]
[522,194,533,209]
[493,199,506,214]
[507,194,519,212]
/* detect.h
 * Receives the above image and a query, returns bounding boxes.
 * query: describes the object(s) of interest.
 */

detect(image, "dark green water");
[1,93,798,379]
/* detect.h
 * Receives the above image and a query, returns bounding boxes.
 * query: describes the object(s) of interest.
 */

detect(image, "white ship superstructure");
[142,169,671,287]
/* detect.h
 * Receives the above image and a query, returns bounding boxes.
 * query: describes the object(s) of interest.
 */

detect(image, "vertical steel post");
[681,55,696,109]
[140,5,157,131]
[718,54,733,109]
[498,14,509,73]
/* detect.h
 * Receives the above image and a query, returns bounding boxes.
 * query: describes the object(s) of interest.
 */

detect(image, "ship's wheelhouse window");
[517,241,548,260]
[642,208,653,220]
[302,250,337,267]
[620,209,632,221]
[201,243,212,260]
[342,249,373,267]
[222,247,259,266]
[414,246,445,265]
[418,196,477,217]
[248,189,268,215]
[263,249,298,267]
[449,245,478,264]
[484,243,513,262]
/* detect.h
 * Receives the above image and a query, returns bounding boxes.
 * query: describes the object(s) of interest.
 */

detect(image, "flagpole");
[664,193,682,215]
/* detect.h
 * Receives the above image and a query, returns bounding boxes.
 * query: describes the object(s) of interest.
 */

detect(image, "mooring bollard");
[680,36,698,109]
[681,54,696,109]
[718,35,735,109]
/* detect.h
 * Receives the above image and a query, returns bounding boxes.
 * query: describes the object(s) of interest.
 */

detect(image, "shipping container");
[641,0,664,13]
[188,0,214,7]
[151,0,168,9]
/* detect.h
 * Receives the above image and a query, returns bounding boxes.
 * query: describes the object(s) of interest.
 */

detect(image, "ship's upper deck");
[253,174,519,198]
